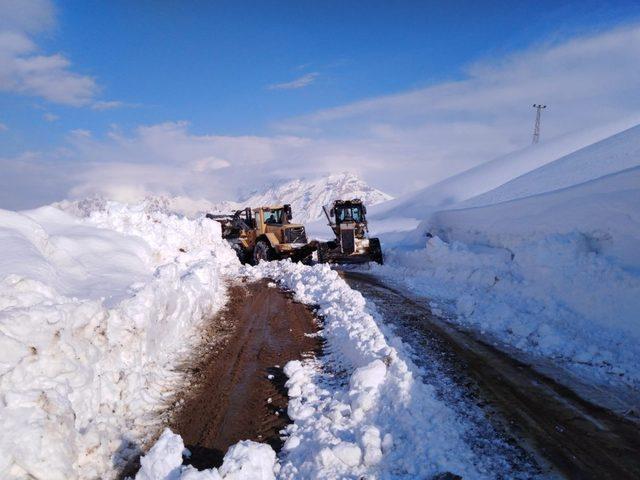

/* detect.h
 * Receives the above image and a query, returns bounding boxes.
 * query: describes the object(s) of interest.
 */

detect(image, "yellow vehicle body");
[211,205,317,264]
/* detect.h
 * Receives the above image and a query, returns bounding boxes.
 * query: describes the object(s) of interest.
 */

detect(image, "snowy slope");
[237,172,392,223]
[463,123,640,208]
[0,202,238,479]
[372,123,640,397]
[370,117,640,221]
[426,166,640,269]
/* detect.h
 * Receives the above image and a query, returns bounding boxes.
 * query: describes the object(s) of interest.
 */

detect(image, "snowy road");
[343,271,640,480]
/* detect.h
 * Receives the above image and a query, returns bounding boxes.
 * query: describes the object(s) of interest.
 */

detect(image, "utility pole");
[532,104,546,144]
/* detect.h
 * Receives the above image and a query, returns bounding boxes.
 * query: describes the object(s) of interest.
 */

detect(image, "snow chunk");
[135,430,277,480]
[331,442,362,468]
[350,359,387,391]
[218,441,278,480]
[136,429,187,480]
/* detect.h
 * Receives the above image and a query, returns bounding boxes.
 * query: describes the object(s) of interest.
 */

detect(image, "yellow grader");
[317,199,383,264]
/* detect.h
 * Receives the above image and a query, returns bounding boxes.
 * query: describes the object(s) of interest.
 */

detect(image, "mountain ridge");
[238,172,392,223]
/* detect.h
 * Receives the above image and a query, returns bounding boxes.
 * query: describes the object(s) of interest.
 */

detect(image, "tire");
[369,238,384,265]
[317,242,330,264]
[231,243,250,264]
[252,240,275,264]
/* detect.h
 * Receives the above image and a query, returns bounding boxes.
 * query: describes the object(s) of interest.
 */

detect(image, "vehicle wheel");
[317,242,330,264]
[252,240,275,264]
[231,243,249,264]
[369,238,384,265]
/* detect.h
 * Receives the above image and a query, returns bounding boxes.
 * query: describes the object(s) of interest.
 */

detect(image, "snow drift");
[374,122,640,396]
[464,123,640,208]
[0,202,238,479]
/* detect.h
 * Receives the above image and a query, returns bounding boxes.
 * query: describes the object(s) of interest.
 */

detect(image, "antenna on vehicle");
[532,104,547,144]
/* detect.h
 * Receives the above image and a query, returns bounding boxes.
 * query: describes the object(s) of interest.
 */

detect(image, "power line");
[532,104,546,144]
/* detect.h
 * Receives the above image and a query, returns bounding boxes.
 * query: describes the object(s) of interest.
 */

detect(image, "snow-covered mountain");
[56,173,392,223]
[233,172,392,223]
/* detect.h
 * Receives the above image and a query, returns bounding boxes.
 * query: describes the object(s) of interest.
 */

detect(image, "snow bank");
[244,261,533,479]
[0,202,238,479]
[376,167,640,391]
[425,166,640,270]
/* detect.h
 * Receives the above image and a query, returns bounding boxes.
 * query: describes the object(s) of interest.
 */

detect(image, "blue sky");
[1,0,640,208]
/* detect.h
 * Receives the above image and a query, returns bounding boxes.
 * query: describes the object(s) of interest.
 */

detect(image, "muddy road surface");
[343,271,640,480]
[169,279,321,469]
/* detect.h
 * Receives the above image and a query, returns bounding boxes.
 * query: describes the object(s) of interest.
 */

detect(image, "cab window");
[337,207,362,222]
[264,209,284,224]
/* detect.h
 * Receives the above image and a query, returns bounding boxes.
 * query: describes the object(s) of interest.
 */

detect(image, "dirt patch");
[168,279,322,470]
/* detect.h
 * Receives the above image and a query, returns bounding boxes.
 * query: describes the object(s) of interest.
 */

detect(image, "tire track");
[344,271,640,480]
[168,279,322,470]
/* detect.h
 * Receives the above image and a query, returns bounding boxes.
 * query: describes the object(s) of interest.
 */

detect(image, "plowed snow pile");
[0,202,239,479]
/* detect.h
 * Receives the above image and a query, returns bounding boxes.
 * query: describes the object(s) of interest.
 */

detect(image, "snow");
[372,122,640,397]
[242,260,538,479]
[464,123,640,208]
[230,172,392,223]
[0,201,239,479]
[136,430,187,480]
[56,195,222,221]
[369,117,640,221]
[134,429,277,480]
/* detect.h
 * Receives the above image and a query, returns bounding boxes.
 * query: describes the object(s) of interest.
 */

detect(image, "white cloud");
[271,24,640,194]
[70,128,91,138]
[192,156,232,172]
[0,150,76,208]
[0,0,99,105]
[92,100,125,111]
[0,0,55,34]
[268,72,319,90]
[43,112,58,121]
[60,121,312,203]
[3,23,640,209]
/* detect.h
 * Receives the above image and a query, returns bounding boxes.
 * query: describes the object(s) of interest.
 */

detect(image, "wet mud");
[168,279,322,469]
